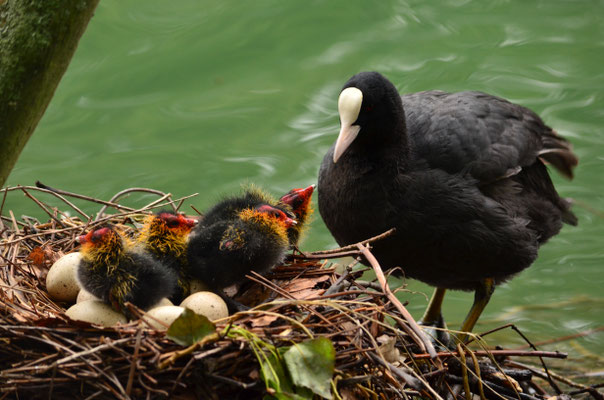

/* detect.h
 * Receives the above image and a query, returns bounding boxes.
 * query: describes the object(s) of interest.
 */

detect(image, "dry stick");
[368,352,422,391]
[91,194,199,226]
[306,228,396,256]
[568,384,604,399]
[32,182,136,212]
[126,325,144,396]
[96,187,174,220]
[18,185,90,220]
[49,337,133,369]
[9,210,20,234]
[158,332,221,369]
[512,325,604,350]
[412,349,567,360]
[507,360,604,400]
[293,249,363,260]
[190,204,203,216]
[247,271,337,328]
[509,324,562,395]
[457,343,473,400]
[356,243,438,360]
[322,267,353,297]
[20,187,65,228]
[0,186,9,229]
[469,322,563,395]
[0,225,88,246]
[468,347,487,400]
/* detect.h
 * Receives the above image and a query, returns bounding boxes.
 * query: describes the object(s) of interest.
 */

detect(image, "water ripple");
[77,93,165,109]
[223,156,277,177]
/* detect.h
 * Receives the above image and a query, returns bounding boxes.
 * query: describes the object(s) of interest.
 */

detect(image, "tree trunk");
[0,0,100,188]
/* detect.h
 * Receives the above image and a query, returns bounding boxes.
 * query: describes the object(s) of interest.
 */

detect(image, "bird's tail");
[560,197,578,226]
[538,130,579,180]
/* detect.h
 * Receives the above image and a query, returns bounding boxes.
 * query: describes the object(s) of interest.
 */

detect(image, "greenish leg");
[420,287,447,325]
[457,278,495,343]
[419,287,451,347]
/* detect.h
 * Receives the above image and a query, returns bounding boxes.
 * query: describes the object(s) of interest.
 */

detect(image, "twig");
[356,243,437,360]
[126,325,143,396]
[96,187,175,220]
[305,228,396,256]
[368,352,422,390]
[20,187,65,228]
[33,182,136,212]
[412,349,567,360]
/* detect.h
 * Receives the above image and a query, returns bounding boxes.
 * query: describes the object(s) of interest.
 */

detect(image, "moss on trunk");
[0,0,100,187]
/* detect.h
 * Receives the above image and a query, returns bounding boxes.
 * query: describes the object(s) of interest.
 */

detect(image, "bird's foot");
[418,315,454,351]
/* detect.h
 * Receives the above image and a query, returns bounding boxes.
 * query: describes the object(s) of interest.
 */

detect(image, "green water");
[5,0,604,367]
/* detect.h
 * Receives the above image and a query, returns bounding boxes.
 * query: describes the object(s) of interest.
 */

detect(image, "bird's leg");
[421,287,446,325]
[419,287,451,347]
[457,278,495,343]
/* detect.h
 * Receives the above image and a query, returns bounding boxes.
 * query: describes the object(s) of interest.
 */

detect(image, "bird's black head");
[334,71,405,163]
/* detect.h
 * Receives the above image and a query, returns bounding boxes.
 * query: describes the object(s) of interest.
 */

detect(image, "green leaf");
[166,307,215,346]
[283,338,335,399]
[260,346,296,395]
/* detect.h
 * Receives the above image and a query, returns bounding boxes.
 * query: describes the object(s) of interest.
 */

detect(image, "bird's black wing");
[403,90,568,184]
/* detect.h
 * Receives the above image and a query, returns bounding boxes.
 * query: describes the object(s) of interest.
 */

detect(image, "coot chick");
[198,185,301,243]
[279,184,315,245]
[187,204,296,291]
[136,211,197,302]
[198,186,288,229]
[77,226,178,314]
[318,71,578,339]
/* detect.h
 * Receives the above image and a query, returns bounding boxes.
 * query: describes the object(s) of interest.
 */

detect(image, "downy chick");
[77,226,177,315]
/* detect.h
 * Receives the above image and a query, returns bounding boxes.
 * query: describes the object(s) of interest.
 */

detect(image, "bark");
[0,0,100,188]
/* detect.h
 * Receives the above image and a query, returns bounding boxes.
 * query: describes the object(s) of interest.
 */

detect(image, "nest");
[1,183,602,400]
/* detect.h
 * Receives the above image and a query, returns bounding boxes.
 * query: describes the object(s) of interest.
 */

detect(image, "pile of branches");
[1,183,602,399]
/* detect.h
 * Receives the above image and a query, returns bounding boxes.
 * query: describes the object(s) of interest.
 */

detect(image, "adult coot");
[317,71,578,338]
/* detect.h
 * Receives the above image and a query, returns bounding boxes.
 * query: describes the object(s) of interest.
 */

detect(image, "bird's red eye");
[364,104,373,112]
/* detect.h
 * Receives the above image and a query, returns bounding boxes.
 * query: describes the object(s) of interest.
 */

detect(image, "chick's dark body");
[188,219,288,290]
[318,75,576,292]
[78,249,177,310]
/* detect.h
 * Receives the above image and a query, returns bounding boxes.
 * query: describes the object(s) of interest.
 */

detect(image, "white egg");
[66,300,127,326]
[76,289,99,303]
[143,306,185,330]
[46,252,82,302]
[149,297,173,309]
[180,291,228,321]
[189,279,210,293]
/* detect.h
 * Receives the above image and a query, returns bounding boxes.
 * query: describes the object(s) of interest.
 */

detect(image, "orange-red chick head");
[279,185,314,221]
[156,211,197,233]
[78,227,119,248]
[254,205,297,229]
[77,226,124,267]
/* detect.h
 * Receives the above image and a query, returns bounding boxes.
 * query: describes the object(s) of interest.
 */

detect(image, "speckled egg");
[180,291,228,321]
[143,306,185,330]
[76,289,98,303]
[46,252,82,302]
[65,300,127,326]
[149,297,174,309]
